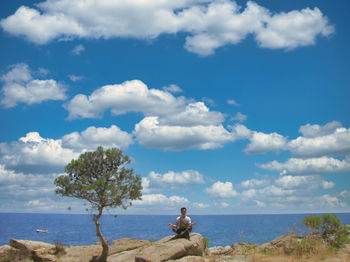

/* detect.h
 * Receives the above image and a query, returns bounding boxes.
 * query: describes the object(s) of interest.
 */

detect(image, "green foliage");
[321,214,349,248]
[54,146,142,210]
[54,147,142,262]
[301,214,349,249]
[302,216,322,235]
[204,237,210,248]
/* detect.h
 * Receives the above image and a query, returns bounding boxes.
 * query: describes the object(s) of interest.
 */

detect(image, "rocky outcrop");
[134,233,205,262]
[9,239,58,261]
[108,233,205,262]
[208,245,232,256]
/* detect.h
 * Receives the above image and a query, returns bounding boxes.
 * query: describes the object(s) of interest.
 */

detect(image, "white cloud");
[0,1,334,55]
[148,170,204,185]
[206,181,239,198]
[227,99,239,106]
[257,156,350,175]
[162,84,182,93]
[242,189,257,198]
[71,44,85,55]
[231,112,247,122]
[68,74,83,82]
[241,178,269,189]
[322,180,335,189]
[65,80,186,119]
[299,121,342,138]
[0,125,133,173]
[259,185,295,197]
[62,125,133,150]
[1,63,66,108]
[0,132,78,173]
[244,131,288,154]
[316,194,344,208]
[133,117,248,150]
[287,126,350,158]
[133,194,188,206]
[193,202,209,208]
[255,6,334,49]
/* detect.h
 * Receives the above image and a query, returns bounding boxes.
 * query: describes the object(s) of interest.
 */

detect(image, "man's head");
[180,207,187,216]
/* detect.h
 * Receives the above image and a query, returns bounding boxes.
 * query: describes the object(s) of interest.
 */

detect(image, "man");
[168,207,196,240]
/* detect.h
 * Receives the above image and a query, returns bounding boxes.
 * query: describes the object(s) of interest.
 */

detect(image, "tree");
[302,216,322,236]
[54,147,142,262]
[321,214,349,248]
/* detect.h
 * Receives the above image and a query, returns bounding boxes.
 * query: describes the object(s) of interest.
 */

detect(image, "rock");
[108,248,144,262]
[167,256,208,262]
[215,255,251,262]
[134,233,205,262]
[231,242,257,255]
[9,239,57,262]
[208,245,232,256]
[259,235,303,254]
[109,238,150,255]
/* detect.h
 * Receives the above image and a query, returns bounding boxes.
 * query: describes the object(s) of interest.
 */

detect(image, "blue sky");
[0,0,349,214]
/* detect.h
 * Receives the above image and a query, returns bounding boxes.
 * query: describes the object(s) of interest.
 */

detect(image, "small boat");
[36,229,48,233]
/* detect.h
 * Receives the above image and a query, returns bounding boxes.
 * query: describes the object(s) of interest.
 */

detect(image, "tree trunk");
[93,208,109,262]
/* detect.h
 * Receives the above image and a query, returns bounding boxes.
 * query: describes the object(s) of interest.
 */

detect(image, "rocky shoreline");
[1,233,349,262]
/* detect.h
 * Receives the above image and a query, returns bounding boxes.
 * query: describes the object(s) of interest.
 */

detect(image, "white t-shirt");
[176,216,191,229]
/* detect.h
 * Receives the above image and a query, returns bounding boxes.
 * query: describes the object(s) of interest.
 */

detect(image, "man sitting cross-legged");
[168,207,196,240]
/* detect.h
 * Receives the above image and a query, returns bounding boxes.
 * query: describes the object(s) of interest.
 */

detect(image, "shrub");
[302,216,322,236]
[321,214,350,248]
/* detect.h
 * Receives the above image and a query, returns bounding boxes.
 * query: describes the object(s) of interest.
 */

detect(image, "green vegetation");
[54,147,142,262]
[53,240,66,257]
[302,215,322,236]
[204,237,210,249]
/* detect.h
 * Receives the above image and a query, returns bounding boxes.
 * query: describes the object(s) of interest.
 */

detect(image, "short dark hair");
[181,207,187,212]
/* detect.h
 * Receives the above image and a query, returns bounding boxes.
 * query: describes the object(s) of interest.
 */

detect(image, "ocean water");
[0,213,349,247]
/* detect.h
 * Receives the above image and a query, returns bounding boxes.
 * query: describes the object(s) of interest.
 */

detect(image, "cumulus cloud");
[230,112,247,122]
[257,156,350,176]
[0,125,133,173]
[244,131,288,154]
[133,194,189,206]
[0,132,78,173]
[148,170,204,186]
[65,80,187,120]
[229,174,343,210]
[193,202,209,208]
[1,63,66,108]
[62,125,133,150]
[133,117,249,150]
[0,1,334,55]
[245,121,350,158]
[287,126,350,158]
[65,80,225,128]
[299,121,342,138]
[206,181,239,198]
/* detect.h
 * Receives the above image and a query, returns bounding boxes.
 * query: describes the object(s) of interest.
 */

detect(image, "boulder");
[9,239,57,261]
[134,233,205,262]
[208,245,232,256]
[109,238,150,255]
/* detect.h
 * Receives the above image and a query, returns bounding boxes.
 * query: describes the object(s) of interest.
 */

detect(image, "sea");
[1,213,349,247]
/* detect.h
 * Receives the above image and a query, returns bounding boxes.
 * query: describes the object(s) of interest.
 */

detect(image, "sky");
[0,0,349,215]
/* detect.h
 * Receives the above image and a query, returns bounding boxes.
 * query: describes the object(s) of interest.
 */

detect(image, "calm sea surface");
[1,213,349,247]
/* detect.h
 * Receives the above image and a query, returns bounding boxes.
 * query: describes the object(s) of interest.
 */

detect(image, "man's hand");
[191,222,196,226]
[168,223,176,228]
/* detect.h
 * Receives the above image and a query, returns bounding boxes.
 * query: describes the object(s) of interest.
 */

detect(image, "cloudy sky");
[0,0,349,215]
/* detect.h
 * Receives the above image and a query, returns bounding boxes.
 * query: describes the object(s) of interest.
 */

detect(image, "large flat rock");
[134,233,205,262]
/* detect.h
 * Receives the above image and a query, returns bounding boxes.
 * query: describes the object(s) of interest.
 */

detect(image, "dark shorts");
[172,226,192,239]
